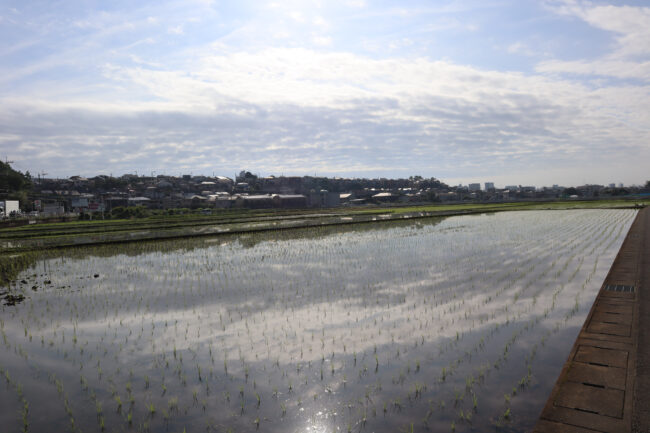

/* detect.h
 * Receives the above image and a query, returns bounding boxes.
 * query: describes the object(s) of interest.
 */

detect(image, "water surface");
[0,209,637,432]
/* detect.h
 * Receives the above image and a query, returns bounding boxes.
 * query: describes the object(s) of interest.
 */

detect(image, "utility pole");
[3,156,14,175]
[2,156,14,191]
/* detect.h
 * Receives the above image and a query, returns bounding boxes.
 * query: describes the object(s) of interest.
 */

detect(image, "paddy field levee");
[534,206,650,433]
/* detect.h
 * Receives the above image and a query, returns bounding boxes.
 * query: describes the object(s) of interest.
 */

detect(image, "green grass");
[1,198,646,254]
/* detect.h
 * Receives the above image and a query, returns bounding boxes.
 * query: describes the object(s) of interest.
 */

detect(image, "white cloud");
[128,54,162,68]
[312,16,329,29]
[507,42,534,57]
[542,1,650,79]
[388,38,414,51]
[537,58,650,80]
[168,24,184,35]
[563,3,650,56]
[289,11,305,22]
[73,19,95,29]
[311,35,332,46]
[344,0,366,8]
[273,30,290,39]
[3,46,649,184]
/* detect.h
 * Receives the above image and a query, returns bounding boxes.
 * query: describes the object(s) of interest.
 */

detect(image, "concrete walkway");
[534,206,649,433]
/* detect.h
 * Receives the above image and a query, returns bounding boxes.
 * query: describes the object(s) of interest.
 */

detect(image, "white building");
[468,183,481,192]
[0,200,20,217]
[484,182,495,191]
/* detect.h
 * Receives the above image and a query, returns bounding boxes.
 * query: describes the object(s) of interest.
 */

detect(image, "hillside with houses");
[2,165,648,218]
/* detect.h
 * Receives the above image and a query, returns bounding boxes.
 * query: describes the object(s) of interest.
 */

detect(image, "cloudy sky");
[1,0,649,187]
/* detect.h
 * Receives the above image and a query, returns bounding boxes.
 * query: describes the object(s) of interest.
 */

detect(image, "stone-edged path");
[533,206,649,433]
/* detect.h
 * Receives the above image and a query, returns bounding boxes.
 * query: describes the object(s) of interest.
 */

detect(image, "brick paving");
[534,207,649,433]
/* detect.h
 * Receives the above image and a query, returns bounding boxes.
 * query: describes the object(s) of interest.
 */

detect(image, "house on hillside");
[372,192,396,203]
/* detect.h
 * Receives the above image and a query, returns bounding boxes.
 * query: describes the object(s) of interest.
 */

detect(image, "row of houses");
[29,173,648,216]
[115,190,341,210]
[34,190,342,215]
[31,188,423,215]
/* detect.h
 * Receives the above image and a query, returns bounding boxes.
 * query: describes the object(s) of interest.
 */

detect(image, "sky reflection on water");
[0,209,637,433]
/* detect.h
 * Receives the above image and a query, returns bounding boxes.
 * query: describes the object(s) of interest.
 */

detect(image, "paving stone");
[594,302,633,315]
[554,381,624,418]
[574,345,629,368]
[587,321,631,337]
[592,311,633,326]
[533,419,602,432]
[566,362,626,390]
[542,405,629,432]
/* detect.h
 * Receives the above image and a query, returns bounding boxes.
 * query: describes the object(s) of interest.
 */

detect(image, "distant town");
[1,162,649,219]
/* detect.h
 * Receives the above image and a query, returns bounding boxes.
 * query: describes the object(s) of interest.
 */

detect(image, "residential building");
[0,200,19,217]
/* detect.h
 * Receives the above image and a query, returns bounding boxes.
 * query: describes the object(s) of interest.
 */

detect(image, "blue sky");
[1,0,649,187]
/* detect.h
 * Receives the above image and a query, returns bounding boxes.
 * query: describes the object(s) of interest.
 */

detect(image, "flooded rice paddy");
[0,209,638,433]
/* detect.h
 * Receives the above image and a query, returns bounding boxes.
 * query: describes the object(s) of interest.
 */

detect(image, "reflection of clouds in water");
[4,209,637,432]
[22,210,632,369]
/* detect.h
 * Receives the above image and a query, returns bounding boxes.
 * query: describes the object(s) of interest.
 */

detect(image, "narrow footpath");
[534,206,649,433]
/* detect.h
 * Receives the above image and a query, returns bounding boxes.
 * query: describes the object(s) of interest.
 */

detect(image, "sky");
[1,0,649,187]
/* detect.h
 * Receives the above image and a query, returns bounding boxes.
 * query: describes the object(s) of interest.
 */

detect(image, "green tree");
[0,162,33,209]
[0,162,32,192]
